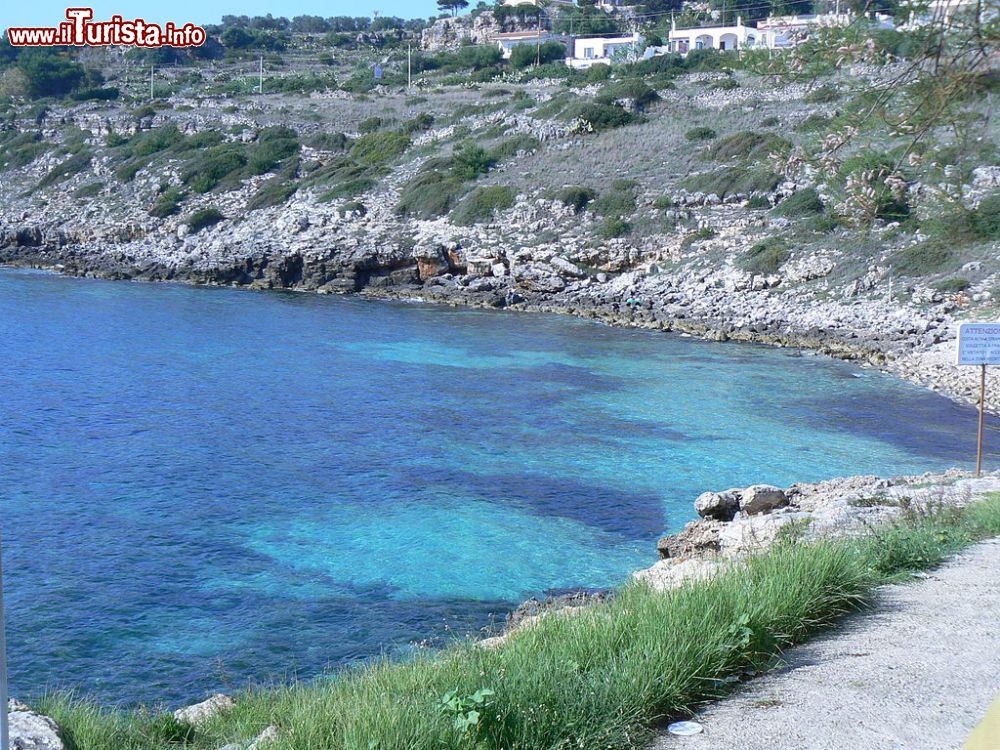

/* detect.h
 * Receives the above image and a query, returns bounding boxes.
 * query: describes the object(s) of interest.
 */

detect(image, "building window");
[584,47,594,58]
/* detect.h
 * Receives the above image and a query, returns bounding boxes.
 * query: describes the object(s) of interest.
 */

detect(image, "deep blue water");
[0,267,994,706]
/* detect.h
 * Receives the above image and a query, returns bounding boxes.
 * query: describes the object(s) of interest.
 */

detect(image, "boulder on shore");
[740,484,790,515]
[174,693,234,727]
[8,699,64,750]
[694,490,740,521]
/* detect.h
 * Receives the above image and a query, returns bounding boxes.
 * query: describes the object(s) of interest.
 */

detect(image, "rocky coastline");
[1,235,994,414]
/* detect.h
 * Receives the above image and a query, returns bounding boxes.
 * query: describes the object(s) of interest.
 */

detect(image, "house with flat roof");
[667,17,764,54]
[567,33,645,69]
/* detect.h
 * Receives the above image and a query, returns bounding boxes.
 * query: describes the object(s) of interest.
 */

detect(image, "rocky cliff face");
[421,11,503,51]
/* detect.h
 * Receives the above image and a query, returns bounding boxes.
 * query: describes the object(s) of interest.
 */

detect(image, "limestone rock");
[633,557,722,593]
[718,512,810,554]
[739,484,790,515]
[174,694,235,727]
[8,699,64,750]
[694,490,740,521]
[217,725,279,750]
[657,520,723,559]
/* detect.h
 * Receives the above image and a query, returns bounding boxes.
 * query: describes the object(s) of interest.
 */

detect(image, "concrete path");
[653,539,1000,750]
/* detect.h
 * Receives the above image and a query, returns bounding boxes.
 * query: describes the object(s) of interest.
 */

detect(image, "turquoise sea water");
[0,267,994,705]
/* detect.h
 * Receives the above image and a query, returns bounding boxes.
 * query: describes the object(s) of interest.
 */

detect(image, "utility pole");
[407,44,412,89]
[258,55,264,95]
[1,528,9,750]
[536,11,541,66]
[149,64,154,101]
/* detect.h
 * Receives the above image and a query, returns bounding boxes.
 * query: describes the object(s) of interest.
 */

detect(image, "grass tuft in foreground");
[39,494,1000,750]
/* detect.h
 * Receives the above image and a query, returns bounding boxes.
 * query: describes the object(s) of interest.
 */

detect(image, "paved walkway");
[653,539,1000,750]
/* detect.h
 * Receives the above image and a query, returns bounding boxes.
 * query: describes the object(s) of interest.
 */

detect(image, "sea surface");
[0,267,994,705]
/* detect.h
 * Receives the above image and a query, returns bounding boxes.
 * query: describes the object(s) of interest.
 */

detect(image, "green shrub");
[149,187,185,218]
[685,126,716,141]
[742,239,790,275]
[585,63,612,82]
[308,132,350,151]
[684,48,727,71]
[710,77,740,91]
[451,143,495,180]
[709,131,792,162]
[892,243,952,276]
[248,127,300,175]
[681,227,716,248]
[488,134,540,162]
[186,207,225,233]
[600,216,631,238]
[773,188,824,218]
[558,186,597,213]
[247,180,297,210]
[652,195,674,209]
[510,41,566,70]
[349,131,411,165]
[318,177,377,202]
[72,181,103,199]
[358,116,386,134]
[396,171,466,218]
[683,168,782,198]
[401,113,435,134]
[935,278,971,294]
[35,151,91,189]
[803,83,840,103]
[746,195,771,209]
[795,113,832,132]
[760,115,781,127]
[574,102,638,132]
[451,186,516,225]
[596,79,659,111]
[592,188,636,218]
[342,200,367,215]
[838,150,911,222]
[0,132,49,169]
[15,50,85,98]
[115,160,145,183]
[129,125,184,157]
[456,44,503,70]
[182,144,247,192]
[971,193,1000,239]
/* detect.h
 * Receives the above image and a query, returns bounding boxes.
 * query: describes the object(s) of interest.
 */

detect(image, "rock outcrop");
[174,693,235,727]
[7,699,64,750]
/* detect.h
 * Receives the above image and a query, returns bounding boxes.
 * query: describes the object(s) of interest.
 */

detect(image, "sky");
[2,0,443,29]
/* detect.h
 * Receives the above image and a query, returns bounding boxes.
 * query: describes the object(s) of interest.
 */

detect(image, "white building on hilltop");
[667,17,764,53]
[567,32,645,69]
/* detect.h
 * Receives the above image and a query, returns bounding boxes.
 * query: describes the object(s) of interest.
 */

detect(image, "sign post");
[957,322,1000,477]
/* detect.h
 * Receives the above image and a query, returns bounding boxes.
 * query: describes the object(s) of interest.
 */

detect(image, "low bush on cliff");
[149,187,185,218]
[773,187,825,218]
[34,151,92,191]
[558,186,597,213]
[451,186,516,226]
[683,167,782,198]
[40,495,1000,750]
[0,131,49,170]
[186,207,225,233]
[742,239,791,275]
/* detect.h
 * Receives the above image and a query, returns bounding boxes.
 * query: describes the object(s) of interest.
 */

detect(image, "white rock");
[8,699,64,750]
[174,694,235,727]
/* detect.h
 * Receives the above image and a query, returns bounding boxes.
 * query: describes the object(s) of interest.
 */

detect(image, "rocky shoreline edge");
[0,244,995,414]
[6,468,1000,749]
